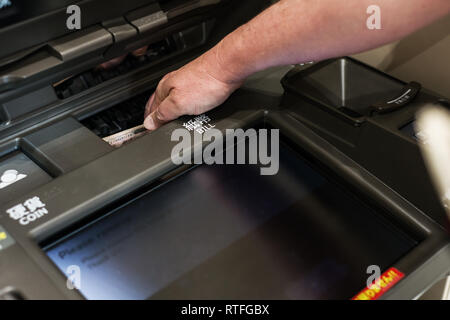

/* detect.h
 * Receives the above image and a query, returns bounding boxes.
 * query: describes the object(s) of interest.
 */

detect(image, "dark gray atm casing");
[0,0,448,300]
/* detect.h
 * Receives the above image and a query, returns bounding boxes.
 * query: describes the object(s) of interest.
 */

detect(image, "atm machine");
[0,0,448,300]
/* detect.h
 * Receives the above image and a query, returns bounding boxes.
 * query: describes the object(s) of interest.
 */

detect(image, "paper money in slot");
[103,125,148,147]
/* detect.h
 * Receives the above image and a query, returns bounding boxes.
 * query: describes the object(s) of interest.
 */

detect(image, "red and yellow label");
[352,267,405,300]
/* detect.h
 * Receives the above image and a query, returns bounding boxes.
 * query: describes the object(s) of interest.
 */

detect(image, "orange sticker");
[352,267,405,300]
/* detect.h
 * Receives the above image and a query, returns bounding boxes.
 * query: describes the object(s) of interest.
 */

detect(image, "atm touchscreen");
[45,142,417,300]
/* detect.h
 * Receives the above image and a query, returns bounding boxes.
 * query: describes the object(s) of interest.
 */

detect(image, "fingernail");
[144,115,156,131]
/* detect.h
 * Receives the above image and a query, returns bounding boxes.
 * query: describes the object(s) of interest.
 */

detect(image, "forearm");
[143,0,449,130]
[205,0,450,83]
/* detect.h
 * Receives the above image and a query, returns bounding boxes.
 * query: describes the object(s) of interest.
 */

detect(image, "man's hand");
[142,0,449,131]
[143,47,243,131]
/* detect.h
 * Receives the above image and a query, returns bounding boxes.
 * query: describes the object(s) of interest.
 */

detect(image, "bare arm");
[144,0,450,130]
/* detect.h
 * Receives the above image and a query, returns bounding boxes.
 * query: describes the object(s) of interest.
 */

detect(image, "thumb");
[144,93,156,119]
[143,96,182,131]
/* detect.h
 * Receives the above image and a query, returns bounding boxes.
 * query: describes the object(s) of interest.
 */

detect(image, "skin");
[98,46,149,69]
[142,0,450,130]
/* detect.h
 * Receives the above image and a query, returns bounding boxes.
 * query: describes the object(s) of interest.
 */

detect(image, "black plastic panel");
[282,58,406,124]
[1,86,58,121]
[0,0,162,60]
[282,58,449,227]
[22,118,112,177]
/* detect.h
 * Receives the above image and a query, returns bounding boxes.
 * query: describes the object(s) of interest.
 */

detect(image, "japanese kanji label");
[6,196,48,226]
[182,114,216,134]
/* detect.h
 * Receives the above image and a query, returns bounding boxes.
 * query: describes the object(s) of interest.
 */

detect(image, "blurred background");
[354,15,450,98]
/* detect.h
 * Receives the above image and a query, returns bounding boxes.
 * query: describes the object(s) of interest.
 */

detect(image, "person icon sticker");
[0,170,27,189]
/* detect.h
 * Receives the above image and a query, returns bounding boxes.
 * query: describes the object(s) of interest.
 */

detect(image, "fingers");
[144,83,163,119]
[144,93,156,119]
[132,46,148,57]
[143,110,163,131]
[144,72,175,116]
[98,46,148,70]
[98,55,126,69]
[144,96,182,131]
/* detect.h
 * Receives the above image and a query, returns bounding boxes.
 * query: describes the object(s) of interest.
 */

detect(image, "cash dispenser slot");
[76,21,214,145]
[80,91,150,148]
[81,91,149,138]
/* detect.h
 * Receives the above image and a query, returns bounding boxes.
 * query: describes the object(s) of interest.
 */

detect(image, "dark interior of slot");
[81,91,150,138]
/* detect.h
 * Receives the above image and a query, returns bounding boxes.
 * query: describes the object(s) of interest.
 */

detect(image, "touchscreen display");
[45,143,416,299]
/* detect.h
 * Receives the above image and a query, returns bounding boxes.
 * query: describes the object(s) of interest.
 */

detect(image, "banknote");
[103,125,148,147]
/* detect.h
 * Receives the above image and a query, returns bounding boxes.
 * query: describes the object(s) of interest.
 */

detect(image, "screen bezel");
[41,130,425,300]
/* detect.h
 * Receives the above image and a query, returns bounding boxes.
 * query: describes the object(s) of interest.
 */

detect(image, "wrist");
[200,30,250,86]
